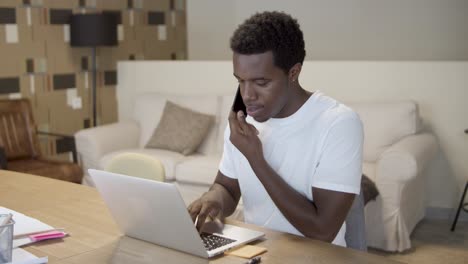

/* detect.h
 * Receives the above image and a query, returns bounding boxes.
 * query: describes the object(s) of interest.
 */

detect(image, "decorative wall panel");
[0,0,187,161]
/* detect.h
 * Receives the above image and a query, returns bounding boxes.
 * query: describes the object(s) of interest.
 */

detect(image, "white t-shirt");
[219,91,363,247]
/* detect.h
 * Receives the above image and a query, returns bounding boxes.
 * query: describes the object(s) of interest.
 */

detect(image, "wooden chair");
[0,99,83,183]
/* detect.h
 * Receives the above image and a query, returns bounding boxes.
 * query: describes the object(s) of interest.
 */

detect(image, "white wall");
[118,61,468,210]
[184,0,468,213]
[187,0,468,60]
[187,0,235,60]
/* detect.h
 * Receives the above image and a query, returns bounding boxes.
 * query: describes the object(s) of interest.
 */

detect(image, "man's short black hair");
[230,11,306,73]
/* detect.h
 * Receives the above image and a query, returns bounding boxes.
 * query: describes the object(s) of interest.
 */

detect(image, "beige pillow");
[145,101,215,155]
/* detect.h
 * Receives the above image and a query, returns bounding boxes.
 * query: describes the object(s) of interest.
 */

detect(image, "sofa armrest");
[74,121,140,173]
[376,133,438,184]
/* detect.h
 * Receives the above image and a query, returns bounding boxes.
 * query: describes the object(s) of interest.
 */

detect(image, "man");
[188,11,363,247]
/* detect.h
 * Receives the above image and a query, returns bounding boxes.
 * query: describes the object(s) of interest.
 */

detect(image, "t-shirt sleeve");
[311,113,364,195]
[219,125,238,179]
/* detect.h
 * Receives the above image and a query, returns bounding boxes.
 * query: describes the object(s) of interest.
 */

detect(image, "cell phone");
[232,85,247,116]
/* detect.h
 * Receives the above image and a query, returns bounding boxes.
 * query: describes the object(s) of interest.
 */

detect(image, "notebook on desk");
[0,207,60,248]
[0,207,53,237]
[88,169,264,258]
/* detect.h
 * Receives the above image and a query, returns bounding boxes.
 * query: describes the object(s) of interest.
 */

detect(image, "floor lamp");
[70,13,117,127]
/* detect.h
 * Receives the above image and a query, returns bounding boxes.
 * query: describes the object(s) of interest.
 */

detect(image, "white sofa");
[75,91,437,252]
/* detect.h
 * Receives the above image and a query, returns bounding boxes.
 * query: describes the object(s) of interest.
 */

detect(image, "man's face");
[233,51,291,122]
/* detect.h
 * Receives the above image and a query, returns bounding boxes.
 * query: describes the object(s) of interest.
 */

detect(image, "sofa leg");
[451,181,468,231]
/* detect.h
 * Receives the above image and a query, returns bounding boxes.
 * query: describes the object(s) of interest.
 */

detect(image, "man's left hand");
[228,111,262,162]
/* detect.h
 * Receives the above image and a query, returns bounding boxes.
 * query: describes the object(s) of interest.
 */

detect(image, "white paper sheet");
[0,208,54,248]
[8,248,48,264]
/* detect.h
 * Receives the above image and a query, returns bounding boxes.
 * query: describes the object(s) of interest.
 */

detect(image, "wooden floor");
[369,219,468,264]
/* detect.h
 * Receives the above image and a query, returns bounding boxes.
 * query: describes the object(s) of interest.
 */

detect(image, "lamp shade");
[70,14,117,47]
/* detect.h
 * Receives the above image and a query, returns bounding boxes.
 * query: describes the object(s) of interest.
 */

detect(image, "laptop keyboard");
[200,233,236,251]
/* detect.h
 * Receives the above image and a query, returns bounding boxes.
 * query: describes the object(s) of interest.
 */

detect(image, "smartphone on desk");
[232,85,247,116]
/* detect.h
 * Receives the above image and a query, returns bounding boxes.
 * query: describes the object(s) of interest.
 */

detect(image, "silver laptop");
[89,169,264,258]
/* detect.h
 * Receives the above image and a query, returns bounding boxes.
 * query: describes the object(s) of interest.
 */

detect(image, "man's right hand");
[187,191,224,232]
[187,172,241,232]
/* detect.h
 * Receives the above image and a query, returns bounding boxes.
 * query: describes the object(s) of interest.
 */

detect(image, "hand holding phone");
[232,85,247,116]
[228,85,262,160]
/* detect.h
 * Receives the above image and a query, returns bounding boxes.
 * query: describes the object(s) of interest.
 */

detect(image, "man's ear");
[288,63,302,82]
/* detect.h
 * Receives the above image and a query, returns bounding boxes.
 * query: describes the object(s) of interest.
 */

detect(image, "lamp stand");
[91,46,97,127]
[70,13,118,127]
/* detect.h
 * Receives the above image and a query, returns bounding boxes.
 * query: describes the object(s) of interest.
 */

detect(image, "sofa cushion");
[99,148,187,181]
[145,101,215,155]
[175,154,221,185]
[132,93,219,154]
[347,101,421,162]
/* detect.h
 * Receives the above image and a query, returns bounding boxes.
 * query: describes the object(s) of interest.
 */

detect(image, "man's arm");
[249,155,355,242]
[187,171,241,231]
[230,110,357,242]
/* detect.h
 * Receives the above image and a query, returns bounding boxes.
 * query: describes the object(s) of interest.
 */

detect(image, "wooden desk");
[0,170,402,264]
